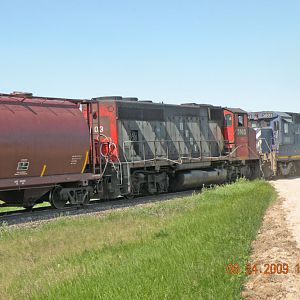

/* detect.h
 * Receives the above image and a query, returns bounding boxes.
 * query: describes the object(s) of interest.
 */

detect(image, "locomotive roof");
[224,107,247,114]
[248,111,292,120]
[92,96,222,109]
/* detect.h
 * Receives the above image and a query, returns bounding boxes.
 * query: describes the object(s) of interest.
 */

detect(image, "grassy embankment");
[0,179,276,299]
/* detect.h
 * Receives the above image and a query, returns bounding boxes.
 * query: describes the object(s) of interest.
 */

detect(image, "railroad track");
[0,190,196,226]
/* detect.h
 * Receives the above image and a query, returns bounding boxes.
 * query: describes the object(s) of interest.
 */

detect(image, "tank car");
[0,92,94,208]
[249,111,300,177]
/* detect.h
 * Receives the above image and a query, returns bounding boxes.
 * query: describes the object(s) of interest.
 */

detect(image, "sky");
[0,0,299,112]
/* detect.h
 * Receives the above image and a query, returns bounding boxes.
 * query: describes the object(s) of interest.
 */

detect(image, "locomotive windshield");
[238,114,244,127]
[224,114,232,126]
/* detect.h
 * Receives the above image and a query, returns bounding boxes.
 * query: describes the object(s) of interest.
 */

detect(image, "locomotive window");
[224,114,232,126]
[237,114,244,127]
[130,130,138,141]
[130,130,139,154]
[295,114,300,124]
[284,122,289,134]
[273,121,279,131]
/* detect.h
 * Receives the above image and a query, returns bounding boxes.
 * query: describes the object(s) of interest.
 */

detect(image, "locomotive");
[249,111,300,177]
[0,92,260,209]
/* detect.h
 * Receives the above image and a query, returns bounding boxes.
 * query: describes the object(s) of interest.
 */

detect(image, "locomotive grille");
[209,108,223,122]
[118,107,164,121]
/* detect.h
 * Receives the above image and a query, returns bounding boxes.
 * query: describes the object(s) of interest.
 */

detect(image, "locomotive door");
[223,111,235,151]
[235,113,250,158]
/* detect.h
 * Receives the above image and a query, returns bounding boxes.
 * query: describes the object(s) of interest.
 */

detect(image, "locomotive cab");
[223,108,257,159]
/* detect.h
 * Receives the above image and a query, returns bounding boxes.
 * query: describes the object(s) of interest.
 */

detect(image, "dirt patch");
[272,178,300,247]
[243,198,300,300]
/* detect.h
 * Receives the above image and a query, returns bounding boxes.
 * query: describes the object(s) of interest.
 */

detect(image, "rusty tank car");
[0,92,93,208]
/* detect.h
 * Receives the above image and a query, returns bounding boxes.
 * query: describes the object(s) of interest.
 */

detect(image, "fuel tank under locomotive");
[170,169,227,192]
[0,93,90,207]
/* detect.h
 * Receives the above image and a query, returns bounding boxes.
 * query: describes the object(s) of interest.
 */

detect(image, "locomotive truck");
[0,92,260,209]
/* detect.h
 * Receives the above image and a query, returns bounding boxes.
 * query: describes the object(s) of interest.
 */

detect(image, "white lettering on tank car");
[70,155,83,165]
[13,179,26,185]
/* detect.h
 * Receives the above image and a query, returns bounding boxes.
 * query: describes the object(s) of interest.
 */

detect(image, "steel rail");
[0,190,195,226]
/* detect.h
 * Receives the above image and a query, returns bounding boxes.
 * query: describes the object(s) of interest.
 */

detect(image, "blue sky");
[1,0,299,112]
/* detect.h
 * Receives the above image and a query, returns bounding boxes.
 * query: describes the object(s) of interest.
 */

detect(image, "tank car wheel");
[23,205,34,211]
[50,187,66,209]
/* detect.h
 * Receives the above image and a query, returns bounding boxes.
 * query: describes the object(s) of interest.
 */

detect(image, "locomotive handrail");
[122,139,223,163]
[257,137,273,153]
[122,139,260,165]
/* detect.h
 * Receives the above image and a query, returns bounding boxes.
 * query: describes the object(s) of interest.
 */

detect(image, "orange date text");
[225,263,300,275]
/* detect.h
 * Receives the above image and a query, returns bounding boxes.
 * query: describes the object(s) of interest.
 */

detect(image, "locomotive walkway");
[243,177,300,300]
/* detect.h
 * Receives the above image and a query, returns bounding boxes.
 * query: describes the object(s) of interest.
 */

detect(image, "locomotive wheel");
[124,193,134,200]
[50,187,66,209]
[82,191,91,205]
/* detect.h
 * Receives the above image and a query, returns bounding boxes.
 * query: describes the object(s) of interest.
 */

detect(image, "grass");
[0,201,50,212]
[0,179,276,300]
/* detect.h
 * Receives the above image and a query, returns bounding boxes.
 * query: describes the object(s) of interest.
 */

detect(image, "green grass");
[0,201,50,212]
[0,179,276,300]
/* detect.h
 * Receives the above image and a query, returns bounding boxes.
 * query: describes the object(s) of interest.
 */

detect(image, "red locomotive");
[0,93,259,208]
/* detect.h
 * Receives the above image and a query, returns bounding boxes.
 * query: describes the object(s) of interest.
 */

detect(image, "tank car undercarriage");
[0,183,93,209]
